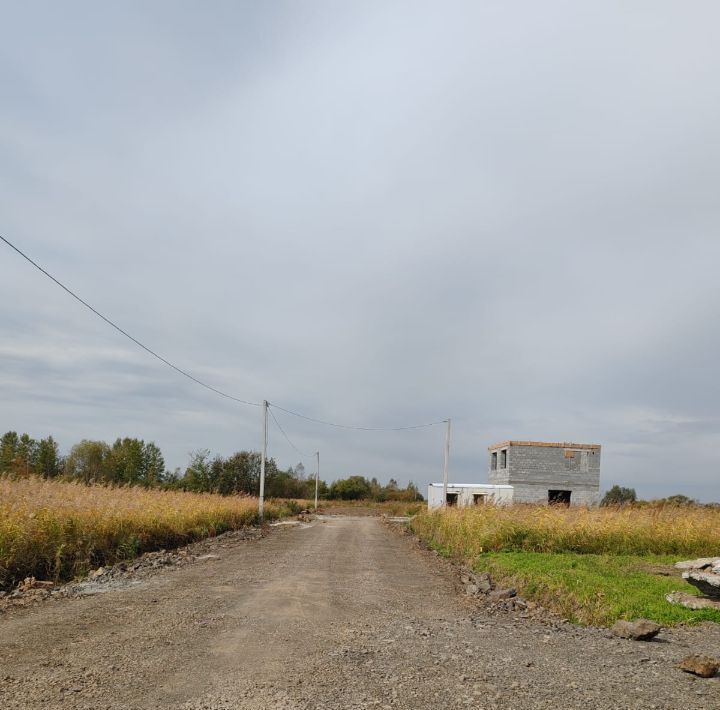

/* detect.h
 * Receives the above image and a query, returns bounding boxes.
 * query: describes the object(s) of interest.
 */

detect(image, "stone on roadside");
[678,655,720,678]
[475,572,493,593]
[610,619,662,641]
[666,592,720,611]
[460,569,493,597]
[674,557,720,571]
[682,571,720,598]
[17,577,54,593]
[488,588,516,602]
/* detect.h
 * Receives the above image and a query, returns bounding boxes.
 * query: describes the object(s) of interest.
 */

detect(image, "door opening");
[548,489,571,506]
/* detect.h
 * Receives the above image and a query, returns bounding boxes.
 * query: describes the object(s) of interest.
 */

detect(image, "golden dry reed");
[0,477,287,589]
[411,504,720,558]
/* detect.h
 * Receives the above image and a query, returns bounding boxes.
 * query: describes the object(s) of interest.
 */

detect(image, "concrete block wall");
[488,441,601,506]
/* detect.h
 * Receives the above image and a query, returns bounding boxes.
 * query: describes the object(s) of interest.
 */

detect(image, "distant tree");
[15,433,38,476]
[659,494,697,507]
[101,438,167,486]
[404,480,424,502]
[0,431,19,474]
[64,440,111,482]
[142,442,166,486]
[329,476,371,500]
[219,451,263,495]
[163,467,183,488]
[265,466,305,499]
[183,449,213,492]
[108,438,146,484]
[35,436,62,478]
[601,485,637,506]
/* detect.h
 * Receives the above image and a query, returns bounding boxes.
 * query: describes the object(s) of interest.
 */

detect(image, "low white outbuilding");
[427,483,514,509]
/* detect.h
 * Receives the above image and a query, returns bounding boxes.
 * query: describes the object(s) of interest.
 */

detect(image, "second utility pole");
[314,450,320,511]
[442,418,451,507]
[259,400,268,522]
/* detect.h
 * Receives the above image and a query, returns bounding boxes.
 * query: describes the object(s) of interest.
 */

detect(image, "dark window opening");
[473,494,487,505]
[491,452,497,470]
[500,449,507,468]
[446,493,459,507]
[548,489,571,506]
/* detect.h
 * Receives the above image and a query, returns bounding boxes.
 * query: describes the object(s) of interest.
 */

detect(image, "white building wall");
[427,484,513,510]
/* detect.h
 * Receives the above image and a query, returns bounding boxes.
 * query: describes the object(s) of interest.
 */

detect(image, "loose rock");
[17,578,54,593]
[488,588,517,602]
[678,655,720,678]
[610,619,662,641]
[666,592,720,611]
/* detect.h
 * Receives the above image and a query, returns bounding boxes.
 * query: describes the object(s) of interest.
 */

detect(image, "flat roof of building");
[488,440,601,451]
[429,483,513,489]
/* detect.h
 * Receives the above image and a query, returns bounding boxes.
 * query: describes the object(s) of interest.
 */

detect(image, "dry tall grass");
[315,499,424,516]
[411,504,720,557]
[0,477,286,589]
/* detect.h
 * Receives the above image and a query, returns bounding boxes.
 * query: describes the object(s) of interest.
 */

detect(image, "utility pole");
[442,418,451,507]
[259,400,268,522]
[314,450,320,511]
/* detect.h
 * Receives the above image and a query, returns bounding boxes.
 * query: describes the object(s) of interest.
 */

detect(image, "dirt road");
[1,516,719,709]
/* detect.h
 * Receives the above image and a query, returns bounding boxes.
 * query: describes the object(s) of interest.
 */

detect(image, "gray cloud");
[2,1,720,499]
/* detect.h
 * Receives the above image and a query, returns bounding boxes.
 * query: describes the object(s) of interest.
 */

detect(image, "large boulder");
[682,571,720,598]
[674,557,720,571]
[673,557,720,598]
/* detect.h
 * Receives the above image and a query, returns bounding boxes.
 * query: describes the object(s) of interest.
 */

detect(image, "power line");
[269,401,447,432]
[268,404,312,459]
[0,234,261,407]
[2,235,451,432]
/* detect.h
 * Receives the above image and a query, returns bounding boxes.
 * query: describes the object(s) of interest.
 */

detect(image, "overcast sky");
[2,1,719,500]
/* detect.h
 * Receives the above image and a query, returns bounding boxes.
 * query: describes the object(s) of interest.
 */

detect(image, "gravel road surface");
[1,516,719,709]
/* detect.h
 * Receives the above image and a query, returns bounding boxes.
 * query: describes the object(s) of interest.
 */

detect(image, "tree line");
[601,485,707,507]
[0,430,424,501]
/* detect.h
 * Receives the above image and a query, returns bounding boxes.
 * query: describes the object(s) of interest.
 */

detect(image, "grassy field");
[0,477,292,590]
[410,505,720,626]
[315,499,425,516]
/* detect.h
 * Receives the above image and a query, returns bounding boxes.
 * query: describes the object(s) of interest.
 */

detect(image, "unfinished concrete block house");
[488,440,601,506]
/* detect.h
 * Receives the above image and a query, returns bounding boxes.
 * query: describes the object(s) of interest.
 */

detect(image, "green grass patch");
[472,551,720,626]
[409,506,720,627]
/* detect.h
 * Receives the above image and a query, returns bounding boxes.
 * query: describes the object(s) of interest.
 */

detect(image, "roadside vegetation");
[316,499,425,516]
[0,430,423,502]
[0,477,294,591]
[410,504,720,626]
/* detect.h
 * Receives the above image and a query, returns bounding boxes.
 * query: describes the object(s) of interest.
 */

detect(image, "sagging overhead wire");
[268,401,447,432]
[0,234,261,407]
[268,404,313,460]
[2,234,450,432]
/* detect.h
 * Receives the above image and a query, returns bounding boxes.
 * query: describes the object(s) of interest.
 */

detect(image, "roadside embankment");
[0,476,292,590]
[410,505,720,626]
